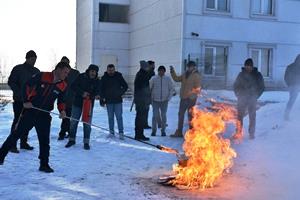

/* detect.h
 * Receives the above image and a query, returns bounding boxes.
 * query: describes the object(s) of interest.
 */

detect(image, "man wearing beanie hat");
[133,60,153,141]
[233,58,265,140]
[7,50,40,153]
[65,64,101,150]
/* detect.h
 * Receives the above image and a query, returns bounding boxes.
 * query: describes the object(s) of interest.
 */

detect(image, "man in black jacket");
[100,64,128,140]
[134,61,153,141]
[65,64,101,150]
[7,50,40,153]
[284,54,300,120]
[233,58,265,139]
[0,62,71,173]
[57,56,80,140]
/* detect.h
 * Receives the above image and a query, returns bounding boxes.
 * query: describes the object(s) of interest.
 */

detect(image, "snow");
[0,89,300,200]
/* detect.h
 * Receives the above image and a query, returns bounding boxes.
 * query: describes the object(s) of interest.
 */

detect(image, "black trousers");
[237,96,257,135]
[9,101,30,148]
[0,109,52,164]
[135,102,148,137]
[59,106,72,137]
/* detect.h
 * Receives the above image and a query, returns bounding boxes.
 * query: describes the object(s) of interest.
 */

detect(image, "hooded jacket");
[149,74,175,102]
[284,55,300,87]
[100,71,128,104]
[171,68,201,99]
[233,67,265,99]
[8,62,40,102]
[71,68,101,107]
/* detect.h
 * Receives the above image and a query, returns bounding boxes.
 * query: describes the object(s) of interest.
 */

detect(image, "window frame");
[248,44,275,79]
[99,3,129,24]
[202,43,229,77]
[203,0,232,16]
[250,0,277,20]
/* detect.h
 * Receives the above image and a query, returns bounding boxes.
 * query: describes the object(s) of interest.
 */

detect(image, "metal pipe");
[31,106,179,154]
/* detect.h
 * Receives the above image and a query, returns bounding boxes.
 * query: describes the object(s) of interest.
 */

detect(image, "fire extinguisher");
[82,96,92,123]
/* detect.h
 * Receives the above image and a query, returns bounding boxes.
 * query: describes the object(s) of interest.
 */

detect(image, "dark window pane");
[99,3,129,23]
[215,47,226,76]
[204,48,214,75]
[218,0,228,11]
[207,0,215,9]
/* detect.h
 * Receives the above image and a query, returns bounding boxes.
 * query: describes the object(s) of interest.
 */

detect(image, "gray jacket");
[149,75,175,102]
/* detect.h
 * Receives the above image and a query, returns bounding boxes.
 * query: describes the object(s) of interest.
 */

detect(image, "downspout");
[180,0,186,74]
[91,0,96,65]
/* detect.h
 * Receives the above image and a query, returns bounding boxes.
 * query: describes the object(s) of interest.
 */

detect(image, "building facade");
[76,0,300,89]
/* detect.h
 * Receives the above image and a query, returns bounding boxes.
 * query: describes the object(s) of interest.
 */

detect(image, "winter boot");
[161,132,166,137]
[39,164,54,173]
[135,134,150,141]
[119,132,124,140]
[65,141,75,148]
[151,132,156,136]
[170,130,183,138]
[20,143,34,150]
[144,125,152,129]
[249,133,255,140]
[9,147,20,154]
[84,143,90,150]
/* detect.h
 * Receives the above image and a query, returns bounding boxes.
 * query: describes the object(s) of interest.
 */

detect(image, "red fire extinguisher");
[82,96,92,123]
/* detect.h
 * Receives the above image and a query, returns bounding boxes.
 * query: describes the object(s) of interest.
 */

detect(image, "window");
[252,0,275,16]
[206,0,230,12]
[99,3,129,23]
[204,46,227,76]
[249,48,273,77]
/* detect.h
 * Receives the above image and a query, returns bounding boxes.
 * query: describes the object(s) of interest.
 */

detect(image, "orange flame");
[159,145,179,155]
[170,103,241,189]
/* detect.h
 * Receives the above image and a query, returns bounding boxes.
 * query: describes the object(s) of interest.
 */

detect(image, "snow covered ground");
[0,89,300,200]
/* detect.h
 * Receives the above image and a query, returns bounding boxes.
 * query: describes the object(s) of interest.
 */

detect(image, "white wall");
[76,0,94,72]
[92,0,129,78]
[183,0,300,88]
[128,0,184,86]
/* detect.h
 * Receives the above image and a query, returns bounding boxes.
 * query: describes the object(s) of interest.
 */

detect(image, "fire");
[158,145,179,155]
[170,103,241,189]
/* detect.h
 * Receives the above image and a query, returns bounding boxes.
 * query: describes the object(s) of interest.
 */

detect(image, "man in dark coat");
[100,64,128,140]
[7,50,40,153]
[57,56,80,140]
[233,58,265,139]
[65,64,101,150]
[144,60,156,129]
[284,54,300,120]
[0,62,71,173]
[134,61,153,140]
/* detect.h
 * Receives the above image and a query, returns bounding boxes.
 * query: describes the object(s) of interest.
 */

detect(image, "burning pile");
[170,103,241,189]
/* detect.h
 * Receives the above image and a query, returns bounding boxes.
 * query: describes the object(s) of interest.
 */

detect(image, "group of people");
[0,49,299,173]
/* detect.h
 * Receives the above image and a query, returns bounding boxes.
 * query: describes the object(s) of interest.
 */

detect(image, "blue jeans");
[69,105,93,144]
[106,103,124,134]
[152,101,168,133]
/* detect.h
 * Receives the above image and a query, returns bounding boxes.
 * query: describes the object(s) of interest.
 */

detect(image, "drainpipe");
[180,0,186,74]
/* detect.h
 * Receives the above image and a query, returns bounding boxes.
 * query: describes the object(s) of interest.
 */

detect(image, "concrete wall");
[76,0,94,72]
[92,0,130,78]
[183,0,300,88]
[128,0,184,87]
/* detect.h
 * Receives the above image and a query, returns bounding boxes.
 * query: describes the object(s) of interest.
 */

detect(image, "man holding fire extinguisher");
[65,64,101,150]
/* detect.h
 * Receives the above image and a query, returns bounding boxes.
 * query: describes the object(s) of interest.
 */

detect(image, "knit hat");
[187,61,196,67]
[140,60,149,70]
[158,65,166,72]
[25,50,37,59]
[244,58,254,67]
[88,64,99,72]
